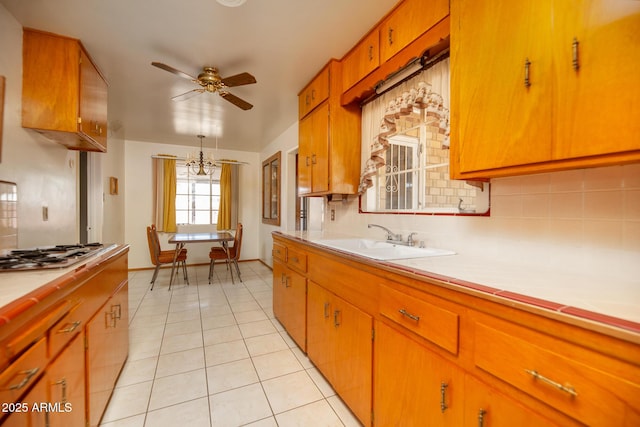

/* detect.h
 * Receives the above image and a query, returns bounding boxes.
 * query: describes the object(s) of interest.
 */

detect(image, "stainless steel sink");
[313,238,455,260]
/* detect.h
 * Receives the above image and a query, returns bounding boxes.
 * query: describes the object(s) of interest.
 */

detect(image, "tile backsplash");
[0,181,17,251]
[324,163,640,282]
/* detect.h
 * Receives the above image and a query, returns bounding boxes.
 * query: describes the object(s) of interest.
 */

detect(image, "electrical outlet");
[42,206,49,221]
[330,209,335,221]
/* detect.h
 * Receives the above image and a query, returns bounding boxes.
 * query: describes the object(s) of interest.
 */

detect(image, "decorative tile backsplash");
[0,181,17,251]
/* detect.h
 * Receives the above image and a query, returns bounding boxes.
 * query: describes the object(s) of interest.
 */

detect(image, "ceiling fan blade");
[171,88,204,102]
[152,62,196,81]
[220,92,253,110]
[221,72,257,87]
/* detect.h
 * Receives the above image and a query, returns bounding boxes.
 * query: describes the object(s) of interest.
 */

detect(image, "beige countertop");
[0,244,121,313]
[278,231,640,331]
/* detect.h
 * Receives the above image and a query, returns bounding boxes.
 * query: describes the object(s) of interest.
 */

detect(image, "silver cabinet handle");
[525,369,578,397]
[333,310,341,327]
[572,37,580,71]
[53,378,68,403]
[368,45,374,61]
[10,368,39,390]
[440,382,448,413]
[324,302,330,318]
[524,58,531,88]
[478,408,486,427]
[388,28,394,45]
[399,308,420,322]
[57,320,81,334]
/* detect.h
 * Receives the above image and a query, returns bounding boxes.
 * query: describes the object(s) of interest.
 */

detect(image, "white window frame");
[175,164,221,225]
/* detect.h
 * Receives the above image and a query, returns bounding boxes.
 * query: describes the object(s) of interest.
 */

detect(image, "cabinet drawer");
[273,242,287,263]
[298,66,329,119]
[474,322,640,426]
[0,337,47,404]
[49,304,82,358]
[287,247,307,273]
[380,284,458,355]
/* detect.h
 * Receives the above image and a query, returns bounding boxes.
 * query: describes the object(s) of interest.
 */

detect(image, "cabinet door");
[380,0,449,62]
[47,335,85,427]
[307,281,372,426]
[307,281,334,375]
[1,379,48,427]
[453,0,553,173]
[298,103,330,195]
[310,103,330,194]
[272,260,287,325]
[298,113,313,195]
[284,269,307,351]
[86,282,128,427]
[79,49,108,151]
[342,29,380,92]
[374,322,463,427]
[553,0,640,159]
[298,66,329,119]
[465,375,564,427]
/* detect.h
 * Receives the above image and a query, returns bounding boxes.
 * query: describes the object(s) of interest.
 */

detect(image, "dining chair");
[208,223,243,284]
[146,224,188,290]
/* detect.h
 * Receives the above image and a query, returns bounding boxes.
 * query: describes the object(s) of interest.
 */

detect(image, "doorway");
[79,151,103,244]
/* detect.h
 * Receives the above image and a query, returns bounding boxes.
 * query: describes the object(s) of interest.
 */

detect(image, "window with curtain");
[154,157,239,230]
[175,164,221,225]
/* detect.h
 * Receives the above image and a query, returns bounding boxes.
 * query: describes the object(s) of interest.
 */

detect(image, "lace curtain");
[359,57,450,194]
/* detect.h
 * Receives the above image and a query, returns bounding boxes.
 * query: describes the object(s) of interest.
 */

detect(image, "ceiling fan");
[151,62,256,110]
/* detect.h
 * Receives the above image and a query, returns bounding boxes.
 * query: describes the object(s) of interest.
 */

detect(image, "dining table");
[168,231,235,288]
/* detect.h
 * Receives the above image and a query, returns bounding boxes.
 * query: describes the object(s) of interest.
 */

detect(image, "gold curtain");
[153,156,177,232]
[217,162,232,230]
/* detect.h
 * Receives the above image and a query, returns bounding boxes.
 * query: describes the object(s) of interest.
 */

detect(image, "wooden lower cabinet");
[374,321,464,426]
[273,260,307,351]
[1,379,48,427]
[307,281,373,426]
[464,374,567,427]
[46,334,85,427]
[86,281,129,427]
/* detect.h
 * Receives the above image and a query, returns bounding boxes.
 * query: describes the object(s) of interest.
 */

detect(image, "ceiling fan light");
[216,0,247,7]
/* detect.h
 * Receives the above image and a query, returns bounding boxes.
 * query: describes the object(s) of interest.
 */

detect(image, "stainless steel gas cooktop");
[0,243,103,271]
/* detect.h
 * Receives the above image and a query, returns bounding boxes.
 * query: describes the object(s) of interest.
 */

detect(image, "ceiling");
[1,0,398,152]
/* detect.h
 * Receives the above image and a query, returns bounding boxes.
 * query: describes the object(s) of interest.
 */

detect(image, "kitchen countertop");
[0,244,125,324]
[277,231,640,334]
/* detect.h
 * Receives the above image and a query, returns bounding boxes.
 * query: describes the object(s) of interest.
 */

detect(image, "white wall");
[1,5,128,250]
[0,5,79,247]
[258,122,299,267]
[124,139,260,269]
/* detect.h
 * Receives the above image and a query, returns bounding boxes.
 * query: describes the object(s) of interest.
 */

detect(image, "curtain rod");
[151,154,249,165]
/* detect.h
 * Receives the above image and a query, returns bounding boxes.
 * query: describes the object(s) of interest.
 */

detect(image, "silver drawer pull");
[10,368,39,390]
[399,309,420,322]
[57,320,81,334]
[525,369,578,397]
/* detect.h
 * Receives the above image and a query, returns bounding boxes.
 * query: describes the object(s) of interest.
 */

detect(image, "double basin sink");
[313,238,455,261]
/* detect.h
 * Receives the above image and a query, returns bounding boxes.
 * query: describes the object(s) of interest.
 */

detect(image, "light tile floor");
[100,261,362,427]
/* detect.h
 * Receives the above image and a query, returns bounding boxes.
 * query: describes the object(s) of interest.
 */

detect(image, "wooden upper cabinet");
[298,60,361,196]
[553,0,640,160]
[341,29,380,92]
[298,66,329,119]
[22,28,108,152]
[450,0,640,179]
[379,0,449,63]
[452,0,553,174]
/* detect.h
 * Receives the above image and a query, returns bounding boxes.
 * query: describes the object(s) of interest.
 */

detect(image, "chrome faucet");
[406,232,418,247]
[368,224,402,243]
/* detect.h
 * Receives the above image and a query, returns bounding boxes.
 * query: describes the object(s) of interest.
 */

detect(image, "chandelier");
[185,135,215,176]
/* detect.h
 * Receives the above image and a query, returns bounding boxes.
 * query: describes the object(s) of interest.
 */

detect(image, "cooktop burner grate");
[1,243,104,271]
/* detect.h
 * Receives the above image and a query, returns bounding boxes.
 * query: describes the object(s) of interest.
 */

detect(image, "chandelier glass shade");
[186,135,215,176]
